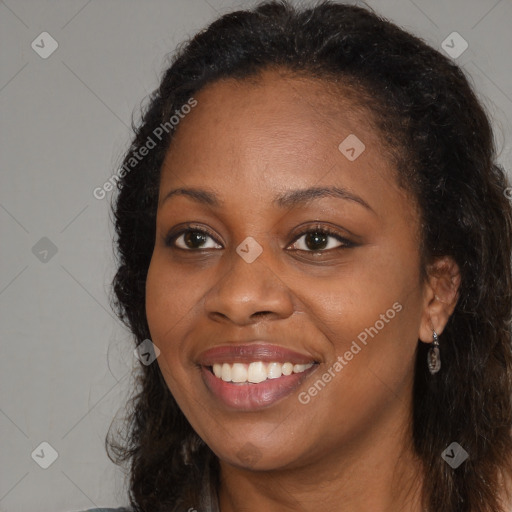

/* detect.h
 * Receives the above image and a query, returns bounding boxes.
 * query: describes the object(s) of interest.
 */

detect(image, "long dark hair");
[106,1,512,511]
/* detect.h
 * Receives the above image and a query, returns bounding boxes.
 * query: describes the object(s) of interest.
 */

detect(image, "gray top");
[84,509,129,512]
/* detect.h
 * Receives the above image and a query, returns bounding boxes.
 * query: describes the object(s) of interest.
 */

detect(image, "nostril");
[252,311,272,318]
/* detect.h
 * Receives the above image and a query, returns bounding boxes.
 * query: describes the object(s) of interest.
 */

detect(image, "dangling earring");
[427,329,441,374]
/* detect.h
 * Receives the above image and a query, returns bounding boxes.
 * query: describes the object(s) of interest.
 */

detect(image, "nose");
[203,246,295,326]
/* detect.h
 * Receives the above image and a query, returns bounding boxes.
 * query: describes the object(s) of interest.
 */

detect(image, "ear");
[418,256,461,344]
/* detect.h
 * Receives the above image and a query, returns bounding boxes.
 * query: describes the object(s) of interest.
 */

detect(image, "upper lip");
[197,343,317,366]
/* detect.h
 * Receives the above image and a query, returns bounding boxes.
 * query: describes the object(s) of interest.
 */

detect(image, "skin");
[145,68,461,512]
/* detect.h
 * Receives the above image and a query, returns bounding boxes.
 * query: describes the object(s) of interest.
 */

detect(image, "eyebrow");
[160,185,375,214]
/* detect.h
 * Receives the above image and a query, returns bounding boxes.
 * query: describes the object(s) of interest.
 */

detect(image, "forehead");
[159,68,402,208]
[172,69,380,152]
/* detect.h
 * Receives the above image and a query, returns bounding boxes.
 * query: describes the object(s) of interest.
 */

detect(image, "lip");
[197,343,317,366]
[201,363,318,410]
[197,343,319,410]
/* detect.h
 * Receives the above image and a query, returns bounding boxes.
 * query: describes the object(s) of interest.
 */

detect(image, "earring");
[427,329,441,374]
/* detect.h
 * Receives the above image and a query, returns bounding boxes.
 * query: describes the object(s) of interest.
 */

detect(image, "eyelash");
[165,223,355,253]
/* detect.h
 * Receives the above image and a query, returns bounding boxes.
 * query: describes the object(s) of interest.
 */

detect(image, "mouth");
[209,361,315,383]
[197,343,320,410]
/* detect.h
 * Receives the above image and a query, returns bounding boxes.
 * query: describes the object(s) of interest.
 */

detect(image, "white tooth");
[282,362,293,376]
[221,363,232,382]
[248,362,267,383]
[293,363,312,373]
[231,363,248,382]
[213,363,222,378]
[267,362,282,379]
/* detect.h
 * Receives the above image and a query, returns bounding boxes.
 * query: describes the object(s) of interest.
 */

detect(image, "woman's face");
[146,69,428,471]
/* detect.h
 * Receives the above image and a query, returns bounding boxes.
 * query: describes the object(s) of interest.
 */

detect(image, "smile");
[211,361,314,383]
[197,343,319,410]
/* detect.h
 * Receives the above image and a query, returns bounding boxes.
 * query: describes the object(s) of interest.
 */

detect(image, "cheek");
[145,252,220,410]
[294,283,421,451]
[145,257,197,414]
[145,254,199,388]
[146,252,200,341]
[297,247,421,340]
[296,244,423,393]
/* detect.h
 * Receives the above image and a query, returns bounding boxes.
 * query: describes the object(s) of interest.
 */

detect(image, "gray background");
[1,0,511,511]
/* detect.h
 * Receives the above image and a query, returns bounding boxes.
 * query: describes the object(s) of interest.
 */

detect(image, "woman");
[89,1,512,511]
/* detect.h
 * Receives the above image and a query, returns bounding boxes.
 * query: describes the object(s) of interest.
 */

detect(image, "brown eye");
[182,231,208,249]
[304,232,330,251]
[166,227,222,250]
[288,226,354,252]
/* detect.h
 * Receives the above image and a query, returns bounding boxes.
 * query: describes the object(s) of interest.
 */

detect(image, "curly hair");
[105,1,512,511]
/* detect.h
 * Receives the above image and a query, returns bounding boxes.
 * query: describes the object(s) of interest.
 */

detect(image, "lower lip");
[201,365,317,411]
